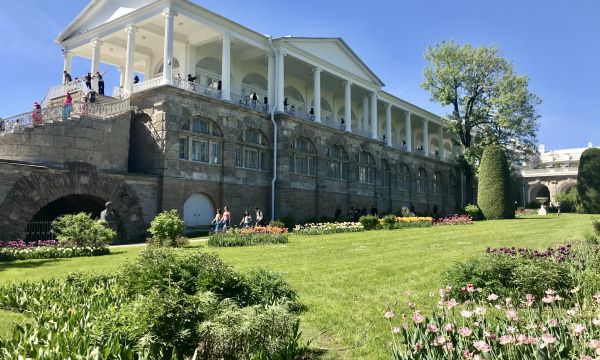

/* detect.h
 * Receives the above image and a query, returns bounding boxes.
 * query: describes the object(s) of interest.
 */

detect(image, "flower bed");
[486,244,573,261]
[517,208,538,216]
[0,240,110,261]
[385,217,433,229]
[433,214,473,226]
[208,226,289,247]
[386,285,600,359]
[293,222,364,235]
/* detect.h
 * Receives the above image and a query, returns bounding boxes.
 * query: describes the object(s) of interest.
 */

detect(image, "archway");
[183,193,215,227]
[528,184,550,206]
[154,58,180,78]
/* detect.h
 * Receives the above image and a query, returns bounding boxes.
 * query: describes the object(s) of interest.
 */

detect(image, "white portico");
[55,0,459,162]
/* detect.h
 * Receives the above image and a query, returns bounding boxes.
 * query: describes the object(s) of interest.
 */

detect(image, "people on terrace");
[84,73,92,90]
[32,102,42,125]
[187,74,197,83]
[309,107,314,120]
[133,75,140,84]
[62,93,73,120]
[63,71,72,83]
[263,96,269,111]
[95,71,105,95]
[340,117,345,130]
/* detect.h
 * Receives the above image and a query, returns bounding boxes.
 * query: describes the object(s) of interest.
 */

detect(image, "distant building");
[520,142,597,206]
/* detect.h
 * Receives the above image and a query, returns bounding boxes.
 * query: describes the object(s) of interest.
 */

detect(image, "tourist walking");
[63,71,72,83]
[239,210,252,228]
[32,102,42,125]
[134,75,140,84]
[95,71,105,95]
[254,207,264,227]
[222,206,231,230]
[62,93,73,120]
[211,208,223,232]
[84,73,92,90]
[340,117,345,130]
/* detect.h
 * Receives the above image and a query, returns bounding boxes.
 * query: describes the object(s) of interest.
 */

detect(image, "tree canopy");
[422,41,541,171]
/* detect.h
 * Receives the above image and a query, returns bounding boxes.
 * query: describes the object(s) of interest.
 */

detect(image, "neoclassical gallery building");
[0,0,463,241]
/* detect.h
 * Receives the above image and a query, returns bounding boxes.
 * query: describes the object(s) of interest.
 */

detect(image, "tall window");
[417,168,427,193]
[382,159,391,187]
[448,173,457,194]
[398,163,410,191]
[357,151,376,184]
[236,129,268,171]
[327,145,348,180]
[179,118,222,164]
[433,171,443,195]
[292,137,316,176]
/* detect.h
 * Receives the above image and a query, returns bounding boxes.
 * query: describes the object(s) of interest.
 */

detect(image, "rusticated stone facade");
[0,85,460,242]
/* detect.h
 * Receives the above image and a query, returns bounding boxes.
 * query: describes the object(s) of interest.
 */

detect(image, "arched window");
[242,73,268,100]
[235,129,268,171]
[195,57,222,89]
[433,171,443,195]
[398,163,410,191]
[310,98,333,120]
[292,137,316,176]
[327,145,348,180]
[417,168,427,193]
[284,86,305,112]
[179,118,222,164]
[382,159,391,187]
[357,151,376,184]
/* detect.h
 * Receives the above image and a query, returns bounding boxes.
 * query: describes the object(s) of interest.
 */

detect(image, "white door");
[183,194,214,227]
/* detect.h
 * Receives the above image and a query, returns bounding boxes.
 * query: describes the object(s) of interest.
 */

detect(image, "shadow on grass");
[0,258,61,271]
[513,217,559,220]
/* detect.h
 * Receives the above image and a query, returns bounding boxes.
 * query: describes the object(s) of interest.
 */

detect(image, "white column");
[117,66,125,88]
[362,96,369,131]
[182,42,191,78]
[313,67,322,123]
[275,49,285,110]
[124,26,136,91]
[344,80,352,132]
[221,33,231,101]
[370,92,378,140]
[423,119,430,156]
[267,53,275,107]
[162,9,174,83]
[90,40,102,91]
[405,112,412,152]
[62,51,72,83]
[385,103,392,146]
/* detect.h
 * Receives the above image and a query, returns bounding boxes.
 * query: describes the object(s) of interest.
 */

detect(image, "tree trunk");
[464,163,475,205]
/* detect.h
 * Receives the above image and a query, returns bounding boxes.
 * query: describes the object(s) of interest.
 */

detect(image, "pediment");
[284,38,384,86]
[57,0,159,42]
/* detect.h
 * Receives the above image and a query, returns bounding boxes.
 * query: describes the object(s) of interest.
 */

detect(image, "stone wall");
[0,112,131,172]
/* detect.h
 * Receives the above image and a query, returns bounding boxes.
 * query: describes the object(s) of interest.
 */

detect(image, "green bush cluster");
[0,249,305,359]
[0,246,109,262]
[208,229,289,247]
[148,210,186,247]
[51,212,115,247]
[477,145,515,220]
[577,148,600,214]
[464,204,483,221]
[358,215,380,230]
[554,187,578,213]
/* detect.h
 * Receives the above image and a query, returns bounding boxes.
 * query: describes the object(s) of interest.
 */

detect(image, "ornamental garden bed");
[0,240,110,262]
[293,222,364,235]
[208,226,289,247]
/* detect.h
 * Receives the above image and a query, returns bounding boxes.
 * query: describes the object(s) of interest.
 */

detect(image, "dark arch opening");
[129,113,161,174]
[27,194,117,242]
[535,186,550,199]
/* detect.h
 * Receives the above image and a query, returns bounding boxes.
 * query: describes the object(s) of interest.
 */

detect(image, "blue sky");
[0,0,597,149]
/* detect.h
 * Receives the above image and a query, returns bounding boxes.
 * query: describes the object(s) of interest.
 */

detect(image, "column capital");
[62,50,73,59]
[386,102,392,110]
[222,32,233,41]
[91,39,103,48]
[124,25,137,33]
[312,66,322,73]
[275,48,287,57]
[344,79,353,86]
[162,8,176,18]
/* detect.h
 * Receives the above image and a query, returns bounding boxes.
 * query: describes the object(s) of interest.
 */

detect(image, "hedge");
[477,145,514,220]
[577,148,600,214]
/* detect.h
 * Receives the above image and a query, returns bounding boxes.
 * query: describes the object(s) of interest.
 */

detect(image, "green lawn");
[0,214,593,359]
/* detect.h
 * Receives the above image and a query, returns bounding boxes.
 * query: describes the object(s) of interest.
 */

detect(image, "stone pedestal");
[538,205,547,216]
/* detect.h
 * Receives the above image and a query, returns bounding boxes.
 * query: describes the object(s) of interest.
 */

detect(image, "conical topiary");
[577,148,600,214]
[477,145,514,220]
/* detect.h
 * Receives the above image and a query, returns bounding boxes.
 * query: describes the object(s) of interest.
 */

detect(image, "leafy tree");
[422,41,541,202]
[477,145,514,220]
[148,210,186,247]
[577,148,600,214]
[51,212,115,246]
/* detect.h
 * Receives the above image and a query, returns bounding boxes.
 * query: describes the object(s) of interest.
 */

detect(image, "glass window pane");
[179,138,188,160]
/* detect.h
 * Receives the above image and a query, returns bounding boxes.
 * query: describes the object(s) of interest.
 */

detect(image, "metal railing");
[41,79,89,107]
[0,98,131,134]
[352,128,372,139]
[231,93,270,113]
[25,221,55,241]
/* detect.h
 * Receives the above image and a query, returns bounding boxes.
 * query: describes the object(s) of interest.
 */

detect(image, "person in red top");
[63,93,73,120]
[32,102,42,125]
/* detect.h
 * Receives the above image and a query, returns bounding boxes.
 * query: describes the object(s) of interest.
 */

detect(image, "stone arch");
[195,57,221,75]
[336,107,357,122]
[284,86,305,110]
[154,58,180,77]
[558,181,576,194]
[528,183,550,204]
[241,72,268,91]
[0,162,146,243]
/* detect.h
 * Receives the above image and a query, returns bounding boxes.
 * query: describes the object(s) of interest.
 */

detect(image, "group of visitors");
[346,206,379,221]
[63,70,106,96]
[211,207,264,232]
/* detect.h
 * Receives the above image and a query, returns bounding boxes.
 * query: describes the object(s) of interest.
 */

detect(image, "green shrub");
[593,218,600,236]
[381,214,397,230]
[464,204,482,221]
[555,187,578,213]
[359,215,380,230]
[269,219,285,228]
[148,210,185,247]
[577,148,600,214]
[245,268,299,308]
[208,229,288,247]
[477,145,515,220]
[51,212,115,246]
[278,216,296,230]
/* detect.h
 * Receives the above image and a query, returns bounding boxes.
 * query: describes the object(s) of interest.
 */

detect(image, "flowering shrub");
[386,285,600,359]
[486,244,574,262]
[0,245,109,261]
[516,208,538,216]
[208,226,288,247]
[392,217,433,229]
[293,222,364,235]
[464,204,483,221]
[433,214,473,226]
[0,240,58,248]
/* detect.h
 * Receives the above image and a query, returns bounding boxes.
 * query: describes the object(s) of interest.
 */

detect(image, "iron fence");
[25,221,55,242]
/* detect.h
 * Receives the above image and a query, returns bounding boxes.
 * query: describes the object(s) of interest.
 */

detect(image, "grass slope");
[0,214,592,358]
